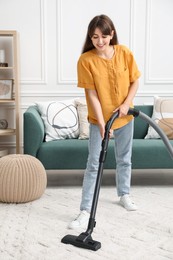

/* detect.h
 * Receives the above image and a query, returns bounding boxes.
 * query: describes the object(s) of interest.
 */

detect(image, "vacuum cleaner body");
[61,108,173,251]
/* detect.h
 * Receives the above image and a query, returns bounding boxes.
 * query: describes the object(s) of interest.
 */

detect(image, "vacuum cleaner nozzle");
[61,233,101,251]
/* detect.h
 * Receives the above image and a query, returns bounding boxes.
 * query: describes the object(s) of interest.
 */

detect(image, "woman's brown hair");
[82,14,119,53]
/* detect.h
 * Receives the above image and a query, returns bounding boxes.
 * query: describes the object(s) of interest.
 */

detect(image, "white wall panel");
[145,0,173,84]
[0,0,46,85]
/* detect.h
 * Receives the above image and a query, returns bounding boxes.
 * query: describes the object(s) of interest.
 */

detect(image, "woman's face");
[91,27,114,52]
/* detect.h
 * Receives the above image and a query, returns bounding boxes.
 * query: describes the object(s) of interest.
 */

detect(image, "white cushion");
[145,96,173,139]
[36,99,79,141]
[75,98,89,139]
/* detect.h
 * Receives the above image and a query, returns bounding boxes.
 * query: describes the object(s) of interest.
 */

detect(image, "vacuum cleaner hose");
[128,108,173,160]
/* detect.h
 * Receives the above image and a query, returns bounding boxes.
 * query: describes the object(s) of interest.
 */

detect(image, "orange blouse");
[77,45,141,129]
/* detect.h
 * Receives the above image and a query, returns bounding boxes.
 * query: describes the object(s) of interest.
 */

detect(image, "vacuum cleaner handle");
[105,107,139,134]
[101,108,141,163]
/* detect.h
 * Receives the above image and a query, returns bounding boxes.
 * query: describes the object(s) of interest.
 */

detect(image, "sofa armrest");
[23,106,45,156]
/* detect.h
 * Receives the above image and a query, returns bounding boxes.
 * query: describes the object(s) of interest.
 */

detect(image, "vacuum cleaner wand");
[61,107,173,251]
[61,111,119,251]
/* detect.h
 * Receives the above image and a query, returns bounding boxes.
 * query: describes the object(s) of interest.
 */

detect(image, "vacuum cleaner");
[61,107,173,251]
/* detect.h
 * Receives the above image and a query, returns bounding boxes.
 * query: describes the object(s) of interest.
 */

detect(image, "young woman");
[68,14,141,229]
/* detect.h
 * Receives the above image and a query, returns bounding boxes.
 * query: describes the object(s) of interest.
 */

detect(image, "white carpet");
[0,171,173,260]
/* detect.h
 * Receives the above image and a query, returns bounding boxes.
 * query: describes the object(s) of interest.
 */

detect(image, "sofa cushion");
[133,105,153,139]
[37,139,89,169]
[36,100,79,141]
[75,98,89,139]
[132,139,173,168]
[37,139,116,170]
[36,138,173,170]
[145,96,173,139]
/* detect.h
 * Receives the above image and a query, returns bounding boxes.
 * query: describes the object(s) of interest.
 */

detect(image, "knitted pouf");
[0,154,47,203]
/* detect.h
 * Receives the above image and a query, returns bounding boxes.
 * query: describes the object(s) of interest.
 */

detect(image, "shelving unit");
[0,31,20,154]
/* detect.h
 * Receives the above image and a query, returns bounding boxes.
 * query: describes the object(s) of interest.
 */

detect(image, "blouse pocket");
[116,67,130,91]
[117,66,129,77]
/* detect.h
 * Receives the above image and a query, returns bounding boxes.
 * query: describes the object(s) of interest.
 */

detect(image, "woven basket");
[0,154,47,203]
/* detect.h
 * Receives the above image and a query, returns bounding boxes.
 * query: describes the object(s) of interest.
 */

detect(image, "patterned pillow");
[145,96,173,139]
[36,99,79,141]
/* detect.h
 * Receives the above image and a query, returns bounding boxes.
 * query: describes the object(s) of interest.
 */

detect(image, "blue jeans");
[80,120,134,213]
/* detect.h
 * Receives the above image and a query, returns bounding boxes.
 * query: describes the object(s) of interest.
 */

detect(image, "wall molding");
[21,90,173,99]
[145,0,173,84]
[136,91,173,97]
[129,0,135,51]
[21,90,84,98]
[56,0,77,85]
[21,0,47,85]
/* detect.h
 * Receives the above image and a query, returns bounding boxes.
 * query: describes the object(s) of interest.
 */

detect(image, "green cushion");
[132,139,173,169]
[37,139,88,169]
[37,139,116,170]
[133,105,153,139]
[37,138,173,170]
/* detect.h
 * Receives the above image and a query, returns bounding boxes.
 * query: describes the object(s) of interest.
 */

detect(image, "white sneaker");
[119,194,137,211]
[68,210,90,229]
